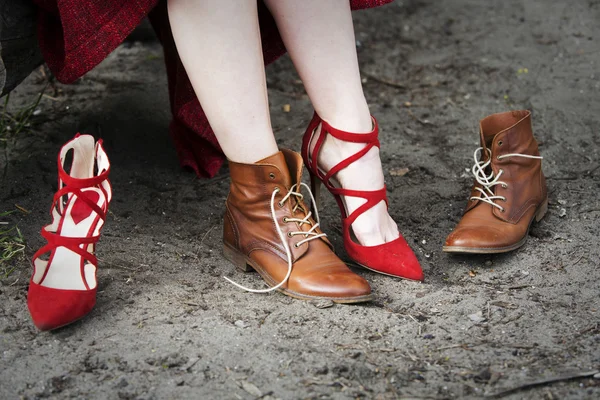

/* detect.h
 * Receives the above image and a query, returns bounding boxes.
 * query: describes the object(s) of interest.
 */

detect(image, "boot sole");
[442,197,548,254]
[223,242,374,303]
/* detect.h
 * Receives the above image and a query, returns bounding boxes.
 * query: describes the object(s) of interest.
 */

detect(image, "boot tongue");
[281,149,304,186]
[256,151,292,188]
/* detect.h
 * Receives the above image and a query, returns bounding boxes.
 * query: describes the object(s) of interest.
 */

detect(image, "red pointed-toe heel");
[28,134,112,331]
[301,113,423,281]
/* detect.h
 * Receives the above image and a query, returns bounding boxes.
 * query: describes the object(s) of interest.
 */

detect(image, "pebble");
[469,311,486,323]
[559,208,567,217]
[311,299,334,309]
[234,320,248,328]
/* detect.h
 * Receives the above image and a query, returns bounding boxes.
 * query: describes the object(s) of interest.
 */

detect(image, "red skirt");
[34,0,392,177]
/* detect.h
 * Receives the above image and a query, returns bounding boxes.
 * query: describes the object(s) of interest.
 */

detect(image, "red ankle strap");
[58,164,110,189]
[320,117,380,145]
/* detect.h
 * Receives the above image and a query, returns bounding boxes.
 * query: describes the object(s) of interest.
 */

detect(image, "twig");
[200,225,217,245]
[507,285,530,290]
[484,370,599,398]
[362,71,407,89]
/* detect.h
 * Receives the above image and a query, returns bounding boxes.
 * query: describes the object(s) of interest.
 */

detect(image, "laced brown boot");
[443,110,548,253]
[222,149,373,303]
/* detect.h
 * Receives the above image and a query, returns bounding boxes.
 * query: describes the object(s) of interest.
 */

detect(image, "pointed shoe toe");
[27,282,97,331]
[347,236,424,281]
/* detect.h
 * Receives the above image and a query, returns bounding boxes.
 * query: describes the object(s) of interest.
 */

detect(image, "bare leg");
[168,0,278,164]
[264,0,399,246]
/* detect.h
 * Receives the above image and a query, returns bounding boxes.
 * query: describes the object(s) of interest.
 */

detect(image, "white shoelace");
[224,182,327,293]
[470,147,543,211]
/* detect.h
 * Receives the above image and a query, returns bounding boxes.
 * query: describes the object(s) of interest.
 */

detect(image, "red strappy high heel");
[301,113,423,281]
[28,134,112,330]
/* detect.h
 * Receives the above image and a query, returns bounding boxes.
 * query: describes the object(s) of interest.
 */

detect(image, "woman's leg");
[167,0,277,164]
[263,0,399,246]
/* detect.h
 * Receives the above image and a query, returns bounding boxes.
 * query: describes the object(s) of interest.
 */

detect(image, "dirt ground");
[1,0,599,398]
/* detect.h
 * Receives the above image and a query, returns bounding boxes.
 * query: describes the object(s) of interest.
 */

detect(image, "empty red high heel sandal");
[28,134,112,331]
[301,113,423,281]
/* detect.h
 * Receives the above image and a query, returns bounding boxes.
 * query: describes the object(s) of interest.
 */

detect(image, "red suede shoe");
[28,134,112,330]
[301,113,423,281]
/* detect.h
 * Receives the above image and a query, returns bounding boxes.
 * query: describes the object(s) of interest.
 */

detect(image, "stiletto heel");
[301,112,423,281]
[309,172,322,213]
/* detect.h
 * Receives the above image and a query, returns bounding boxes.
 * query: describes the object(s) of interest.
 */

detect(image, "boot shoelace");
[471,147,543,211]
[224,182,327,293]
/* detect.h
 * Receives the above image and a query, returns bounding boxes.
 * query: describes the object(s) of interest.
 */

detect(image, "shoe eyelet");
[283,217,289,223]
[278,201,284,208]
[497,156,501,160]
[502,184,508,189]
[269,172,276,179]
[500,208,506,213]
[294,243,300,248]
[502,197,507,202]
[287,232,293,238]
[498,140,503,146]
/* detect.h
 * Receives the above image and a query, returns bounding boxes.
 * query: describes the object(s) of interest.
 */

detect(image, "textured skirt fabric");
[34,0,393,177]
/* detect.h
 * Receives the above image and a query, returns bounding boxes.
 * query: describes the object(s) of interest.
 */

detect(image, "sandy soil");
[1,0,599,398]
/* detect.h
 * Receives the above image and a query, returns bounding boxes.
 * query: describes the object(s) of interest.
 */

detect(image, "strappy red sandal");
[301,113,423,281]
[28,134,112,331]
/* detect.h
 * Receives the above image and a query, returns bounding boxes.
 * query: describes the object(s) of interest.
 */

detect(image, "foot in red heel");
[28,134,112,330]
[301,113,423,281]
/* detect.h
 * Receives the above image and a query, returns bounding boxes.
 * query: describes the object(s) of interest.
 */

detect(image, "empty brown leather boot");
[443,110,548,253]
[223,149,373,303]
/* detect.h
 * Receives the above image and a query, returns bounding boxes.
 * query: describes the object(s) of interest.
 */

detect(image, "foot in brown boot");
[223,149,373,303]
[443,110,548,254]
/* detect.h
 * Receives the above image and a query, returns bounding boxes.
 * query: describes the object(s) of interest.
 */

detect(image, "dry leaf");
[282,104,291,113]
[468,270,477,277]
[389,168,410,177]
[241,381,262,397]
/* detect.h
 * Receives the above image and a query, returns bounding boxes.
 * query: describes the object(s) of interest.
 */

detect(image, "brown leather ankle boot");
[443,110,548,254]
[223,149,373,303]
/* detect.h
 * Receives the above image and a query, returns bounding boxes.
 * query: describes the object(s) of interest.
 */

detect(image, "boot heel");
[309,172,322,213]
[535,197,548,222]
[223,243,253,272]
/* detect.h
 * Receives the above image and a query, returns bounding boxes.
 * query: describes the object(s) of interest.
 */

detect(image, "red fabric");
[35,0,393,178]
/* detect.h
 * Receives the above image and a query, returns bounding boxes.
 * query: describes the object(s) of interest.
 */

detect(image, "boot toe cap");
[290,268,372,301]
[444,226,507,251]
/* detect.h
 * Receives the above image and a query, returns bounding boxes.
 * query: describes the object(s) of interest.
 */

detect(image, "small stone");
[282,104,291,113]
[469,311,486,323]
[558,208,567,217]
[423,334,435,339]
[421,239,427,245]
[234,320,248,328]
[485,260,492,267]
[593,372,600,379]
[557,199,567,205]
[311,299,334,309]
[241,381,262,397]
